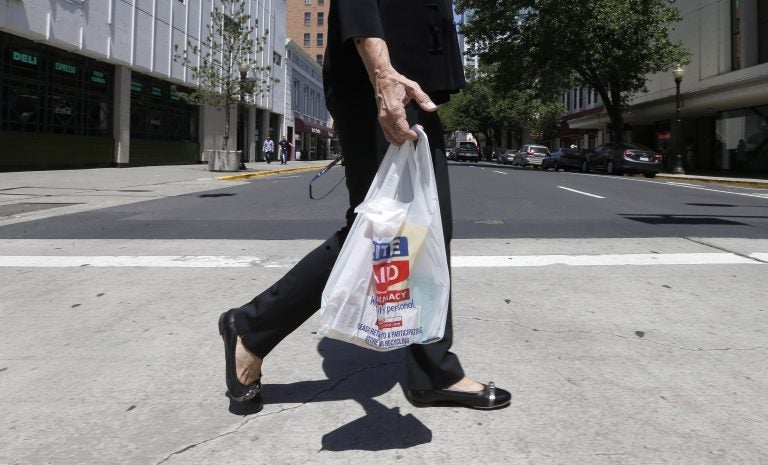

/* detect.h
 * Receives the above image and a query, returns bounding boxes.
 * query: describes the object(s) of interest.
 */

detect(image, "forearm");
[353,37,396,86]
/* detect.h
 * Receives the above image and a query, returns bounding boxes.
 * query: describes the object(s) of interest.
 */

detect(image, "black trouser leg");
[235,94,464,390]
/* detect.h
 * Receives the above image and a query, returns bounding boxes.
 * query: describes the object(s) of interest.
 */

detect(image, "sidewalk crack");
[154,359,401,465]
[684,237,768,264]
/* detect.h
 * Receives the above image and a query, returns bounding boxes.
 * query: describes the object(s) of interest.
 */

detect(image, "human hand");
[373,66,437,145]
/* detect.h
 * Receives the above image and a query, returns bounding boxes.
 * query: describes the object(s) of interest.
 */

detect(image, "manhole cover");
[0,203,80,217]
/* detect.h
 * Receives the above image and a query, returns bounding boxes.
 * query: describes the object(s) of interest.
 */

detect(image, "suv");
[455,141,480,162]
[512,144,550,168]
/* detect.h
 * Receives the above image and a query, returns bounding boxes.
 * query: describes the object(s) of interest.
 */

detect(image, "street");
[1,163,767,465]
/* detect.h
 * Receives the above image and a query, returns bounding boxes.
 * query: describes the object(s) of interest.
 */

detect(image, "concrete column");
[113,66,131,166]
[247,106,257,162]
[259,109,270,161]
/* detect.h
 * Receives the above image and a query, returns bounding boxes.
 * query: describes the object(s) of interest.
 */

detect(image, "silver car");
[497,148,518,165]
[512,144,550,168]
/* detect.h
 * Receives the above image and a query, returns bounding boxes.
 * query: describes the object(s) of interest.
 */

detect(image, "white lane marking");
[0,256,293,268]
[557,186,605,199]
[0,253,760,268]
[662,182,768,199]
[492,170,507,175]
[452,253,758,267]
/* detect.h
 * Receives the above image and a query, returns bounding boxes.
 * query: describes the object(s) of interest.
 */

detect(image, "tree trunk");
[223,101,231,150]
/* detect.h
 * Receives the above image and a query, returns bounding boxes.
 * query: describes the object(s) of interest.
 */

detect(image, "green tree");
[457,0,690,142]
[174,0,273,150]
[440,64,563,150]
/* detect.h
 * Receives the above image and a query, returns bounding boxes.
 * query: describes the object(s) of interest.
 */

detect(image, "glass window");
[304,12,311,27]
[129,73,197,142]
[303,33,310,47]
[0,32,113,137]
[316,54,323,65]
[318,0,324,4]
[317,12,324,26]
[716,105,768,172]
[305,0,311,5]
[316,33,324,47]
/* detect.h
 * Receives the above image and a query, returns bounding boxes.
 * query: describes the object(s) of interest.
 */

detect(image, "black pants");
[235,93,464,390]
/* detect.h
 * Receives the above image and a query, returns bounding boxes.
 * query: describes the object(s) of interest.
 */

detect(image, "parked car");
[512,144,550,168]
[583,142,663,177]
[541,147,585,171]
[455,141,480,162]
[497,148,518,165]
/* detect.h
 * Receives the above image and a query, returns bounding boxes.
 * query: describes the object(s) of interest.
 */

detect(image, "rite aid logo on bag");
[372,237,410,304]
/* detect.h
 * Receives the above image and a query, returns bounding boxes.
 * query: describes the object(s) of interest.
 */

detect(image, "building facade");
[286,39,331,160]
[0,0,287,170]
[564,0,768,174]
[284,0,333,159]
[285,0,328,66]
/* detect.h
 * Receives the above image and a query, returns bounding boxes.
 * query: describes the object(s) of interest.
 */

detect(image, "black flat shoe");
[407,382,511,410]
[218,309,262,406]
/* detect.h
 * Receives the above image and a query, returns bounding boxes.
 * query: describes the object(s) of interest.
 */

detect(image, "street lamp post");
[238,62,249,170]
[672,65,685,174]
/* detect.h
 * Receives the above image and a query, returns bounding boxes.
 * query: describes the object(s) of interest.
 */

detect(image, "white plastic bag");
[318,125,450,351]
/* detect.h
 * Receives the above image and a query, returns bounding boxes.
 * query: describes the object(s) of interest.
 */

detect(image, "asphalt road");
[1,163,767,239]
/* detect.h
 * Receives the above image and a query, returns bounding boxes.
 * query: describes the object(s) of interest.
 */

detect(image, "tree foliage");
[440,64,563,149]
[456,0,690,142]
[175,0,273,149]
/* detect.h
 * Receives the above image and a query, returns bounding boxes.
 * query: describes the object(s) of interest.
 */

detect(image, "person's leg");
[391,105,464,391]
[233,93,379,362]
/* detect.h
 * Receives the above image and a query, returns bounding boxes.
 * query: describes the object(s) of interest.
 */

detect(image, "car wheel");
[643,172,657,178]
[580,160,589,173]
[606,160,622,175]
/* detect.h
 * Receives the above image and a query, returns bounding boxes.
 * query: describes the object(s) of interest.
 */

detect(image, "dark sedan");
[541,148,585,171]
[583,142,663,178]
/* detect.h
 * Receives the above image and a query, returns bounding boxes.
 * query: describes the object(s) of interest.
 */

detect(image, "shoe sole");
[408,398,511,410]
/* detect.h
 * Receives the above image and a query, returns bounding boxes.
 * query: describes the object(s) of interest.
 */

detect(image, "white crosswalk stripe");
[0,252,762,268]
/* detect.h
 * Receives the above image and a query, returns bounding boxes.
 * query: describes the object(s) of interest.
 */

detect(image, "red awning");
[293,117,334,138]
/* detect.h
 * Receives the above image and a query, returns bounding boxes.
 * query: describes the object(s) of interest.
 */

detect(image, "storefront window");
[716,105,768,172]
[0,32,113,137]
[129,72,198,142]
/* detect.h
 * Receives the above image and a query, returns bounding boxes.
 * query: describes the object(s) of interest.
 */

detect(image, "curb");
[217,165,325,181]
[655,174,768,190]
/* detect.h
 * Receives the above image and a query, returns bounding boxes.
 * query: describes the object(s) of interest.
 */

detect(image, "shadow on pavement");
[245,338,433,451]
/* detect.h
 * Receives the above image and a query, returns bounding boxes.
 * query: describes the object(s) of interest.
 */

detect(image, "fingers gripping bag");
[318,125,450,351]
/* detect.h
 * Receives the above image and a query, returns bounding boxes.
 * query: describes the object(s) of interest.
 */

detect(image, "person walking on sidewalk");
[278,136,291,165]
[262,136,274,164]
[218,0,511,412]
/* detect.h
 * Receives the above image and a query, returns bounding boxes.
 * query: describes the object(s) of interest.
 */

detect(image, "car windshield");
[529,146,549,154]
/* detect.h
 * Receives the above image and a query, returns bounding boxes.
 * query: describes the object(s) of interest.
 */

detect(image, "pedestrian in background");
[278,136,291,165]
[262,136,274,164]
[218,0,511,412]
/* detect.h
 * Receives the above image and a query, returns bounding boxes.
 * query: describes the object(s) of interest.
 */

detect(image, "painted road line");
[0,256,292,268]
[492,170,507,175]
[661,182,768,199]
[557,186,606,199]
[452,253,758,267]
[0,253,761,268]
